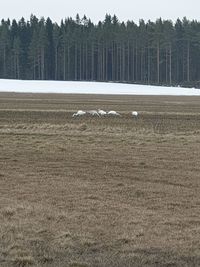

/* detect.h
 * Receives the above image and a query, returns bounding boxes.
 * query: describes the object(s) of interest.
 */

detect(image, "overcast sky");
[1,0,200,24]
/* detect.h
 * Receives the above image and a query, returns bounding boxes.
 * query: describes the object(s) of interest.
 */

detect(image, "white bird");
[98,109,107,116]
[107,110,121,116]
[72,110,86,117]
[131,111,138,117]
[87,110,100,116]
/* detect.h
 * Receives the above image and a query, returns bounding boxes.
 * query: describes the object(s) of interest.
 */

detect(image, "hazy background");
[0,0,200,23]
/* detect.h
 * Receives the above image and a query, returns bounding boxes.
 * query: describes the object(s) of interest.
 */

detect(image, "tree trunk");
[187,40,190,82]
[135,44,138,82]
[3,47,6,77]
[68,44,70,80]
[147,46,151,84]
[165,47,168,83]
[75,44,77,80]
[157,42,160,84]
[127,42,130,82]
[55,46,58,80]
[63,45,66,80]
[122,43,125,81]
[132,42,135,82]
[41,48,45,80]
[169,44,172,85]
[91,43,94,80]
[79,44,82,80]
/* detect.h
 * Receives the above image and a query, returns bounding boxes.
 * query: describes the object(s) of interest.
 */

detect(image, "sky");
[0,0,200,24]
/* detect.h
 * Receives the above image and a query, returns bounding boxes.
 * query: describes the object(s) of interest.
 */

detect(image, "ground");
[0,93,200,267]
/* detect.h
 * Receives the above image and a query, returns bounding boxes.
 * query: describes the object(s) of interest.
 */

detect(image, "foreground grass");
[0,93,200,266]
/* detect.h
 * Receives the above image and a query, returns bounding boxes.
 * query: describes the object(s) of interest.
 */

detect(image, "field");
[0,92,200,267]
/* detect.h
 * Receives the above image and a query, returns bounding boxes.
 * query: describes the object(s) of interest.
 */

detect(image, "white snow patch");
[0,79,200,96]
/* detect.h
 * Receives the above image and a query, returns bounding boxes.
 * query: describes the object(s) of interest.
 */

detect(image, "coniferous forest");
[1,14,200,87]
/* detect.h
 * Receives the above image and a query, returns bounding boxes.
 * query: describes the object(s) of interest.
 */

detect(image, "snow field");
[0,79,200,96]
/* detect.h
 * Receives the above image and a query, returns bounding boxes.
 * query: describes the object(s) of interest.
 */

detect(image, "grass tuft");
[12,256,34,266]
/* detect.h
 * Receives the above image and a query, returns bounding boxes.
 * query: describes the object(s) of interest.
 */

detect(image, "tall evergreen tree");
[0,15,200,87]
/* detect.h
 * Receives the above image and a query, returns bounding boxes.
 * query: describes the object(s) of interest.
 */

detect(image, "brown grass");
[0,93,200,266]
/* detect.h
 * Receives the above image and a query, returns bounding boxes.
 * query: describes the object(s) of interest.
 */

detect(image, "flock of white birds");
[72,109,138,117]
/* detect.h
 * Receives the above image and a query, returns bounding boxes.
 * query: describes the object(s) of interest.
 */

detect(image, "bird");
[107,110,121,116]
[87,110,100,116]
[131,111,138,117]
[72,110,86,117]
[98,109,107,116]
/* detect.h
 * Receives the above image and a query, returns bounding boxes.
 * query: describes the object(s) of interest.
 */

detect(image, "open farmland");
[0,93,200,267]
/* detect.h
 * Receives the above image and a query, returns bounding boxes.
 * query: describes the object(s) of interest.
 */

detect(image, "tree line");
[1,14,200,87]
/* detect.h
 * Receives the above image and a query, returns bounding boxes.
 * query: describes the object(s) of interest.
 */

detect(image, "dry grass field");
[0,93,200,267]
